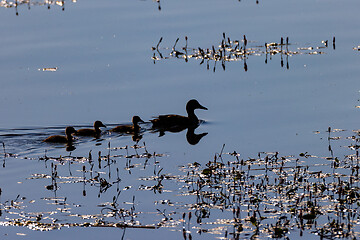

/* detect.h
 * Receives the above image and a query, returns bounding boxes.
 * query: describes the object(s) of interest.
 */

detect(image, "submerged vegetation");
[152,34,336,72]
[1,127,360,239]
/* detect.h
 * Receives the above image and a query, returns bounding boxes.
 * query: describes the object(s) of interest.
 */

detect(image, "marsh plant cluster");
[152,33,336,72]
[0,0,76,15]
[0,127,360,239]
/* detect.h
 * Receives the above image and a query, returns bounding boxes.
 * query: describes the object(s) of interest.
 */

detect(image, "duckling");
[75,120,106,137]
[111,116,145,134]
[151,99,207,128]
[43,126,77,144]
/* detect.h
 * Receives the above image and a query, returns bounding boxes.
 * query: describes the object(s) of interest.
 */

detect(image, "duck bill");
[199,105,208,110]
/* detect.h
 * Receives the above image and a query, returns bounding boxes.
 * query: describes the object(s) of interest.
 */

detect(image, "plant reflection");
[146,0,259,12]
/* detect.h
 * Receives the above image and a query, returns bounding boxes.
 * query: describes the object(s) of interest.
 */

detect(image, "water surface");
[1,0,360,239]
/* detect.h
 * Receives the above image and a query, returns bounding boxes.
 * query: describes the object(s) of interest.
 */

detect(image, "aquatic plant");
[0,0,76,15]
[1,127,360,239]
[152,33,336,72]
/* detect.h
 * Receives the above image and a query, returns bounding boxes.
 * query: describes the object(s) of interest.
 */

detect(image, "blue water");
[1,0,360,239]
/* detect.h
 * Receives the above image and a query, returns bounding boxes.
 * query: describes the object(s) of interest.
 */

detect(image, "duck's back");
[76,128,97,136]
[151,114,191,127]
[111,125,134,133]
[43,135,68,143]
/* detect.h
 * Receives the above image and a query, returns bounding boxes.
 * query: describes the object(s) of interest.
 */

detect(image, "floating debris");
[39,67,58,72]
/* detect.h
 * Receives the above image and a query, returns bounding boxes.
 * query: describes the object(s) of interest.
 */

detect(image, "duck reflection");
[186,126,208,145]
[153,124,207,145]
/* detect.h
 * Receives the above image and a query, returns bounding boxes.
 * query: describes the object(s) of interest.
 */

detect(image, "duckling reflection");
[65,144,76,152]
[75,120,106,138]
[132,132,143,143]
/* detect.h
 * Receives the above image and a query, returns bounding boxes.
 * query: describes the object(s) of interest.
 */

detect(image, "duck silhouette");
[151,99,207,129]
[111,116,145,134]
[75,120,106,138]
[43,126,77,144]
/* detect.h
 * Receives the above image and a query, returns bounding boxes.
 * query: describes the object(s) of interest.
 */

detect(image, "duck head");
[65,126,77,136]
[186,99,208,113]
[94,120,106,129]
[132,116,145,125]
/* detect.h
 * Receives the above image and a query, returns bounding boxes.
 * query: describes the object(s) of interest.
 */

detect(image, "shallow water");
[1,0,360,239]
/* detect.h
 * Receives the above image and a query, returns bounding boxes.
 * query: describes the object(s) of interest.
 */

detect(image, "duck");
[75,120,106,137]
[43,126,77,144]
[111,116,145,134]
[151,99,207,129]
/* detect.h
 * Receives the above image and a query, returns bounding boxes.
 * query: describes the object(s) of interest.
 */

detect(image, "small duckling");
[75,120,106,137]
[151,99,207,128]
[111,116,144,134]
[43,126,77,144]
